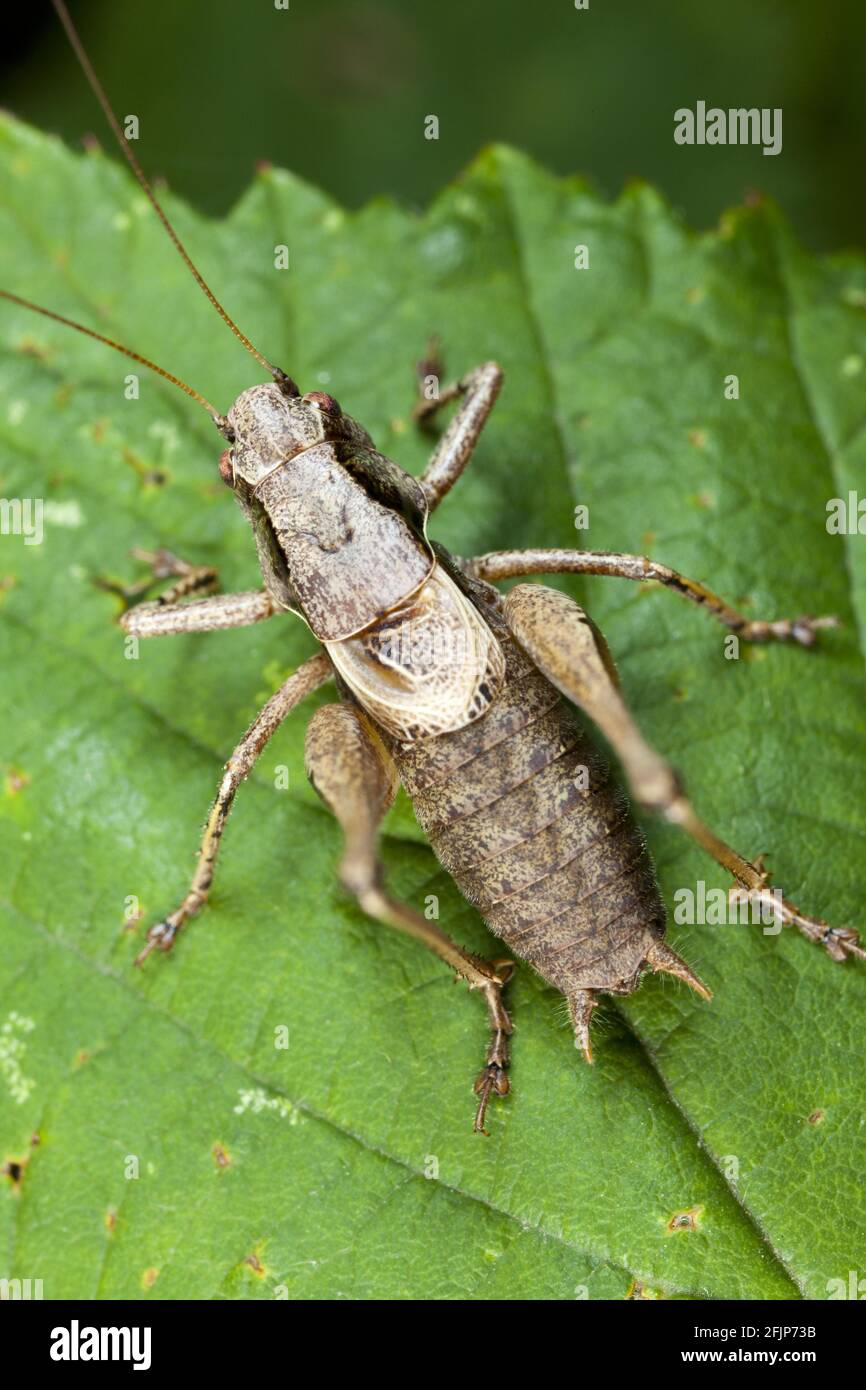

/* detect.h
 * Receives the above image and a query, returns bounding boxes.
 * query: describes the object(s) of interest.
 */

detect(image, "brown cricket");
[4,0,863,1134]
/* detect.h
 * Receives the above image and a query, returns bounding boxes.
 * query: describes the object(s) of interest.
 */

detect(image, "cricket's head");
[216,380,434,643]
[219,382,374,489]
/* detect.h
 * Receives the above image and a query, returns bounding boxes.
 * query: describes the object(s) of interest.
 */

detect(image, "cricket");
[3,0,863,1136]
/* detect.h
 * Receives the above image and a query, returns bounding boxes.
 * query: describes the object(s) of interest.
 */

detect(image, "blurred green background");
[4,0,866,252]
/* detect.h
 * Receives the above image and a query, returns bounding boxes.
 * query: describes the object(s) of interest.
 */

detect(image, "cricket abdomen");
[392,633,666,997]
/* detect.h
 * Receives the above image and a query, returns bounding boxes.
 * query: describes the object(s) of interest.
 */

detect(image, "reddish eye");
[302,390,342,416]
[218,449,234,486]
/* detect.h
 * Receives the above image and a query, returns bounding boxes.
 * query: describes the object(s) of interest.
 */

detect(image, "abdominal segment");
[390,632,666,997]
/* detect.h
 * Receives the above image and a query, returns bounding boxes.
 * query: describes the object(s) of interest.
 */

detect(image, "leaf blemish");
[1,1158,25,1192]
[212,1141,232,1169]
[123,904,143,934]
[807,1109,825,1126]
[16,335,50,362]
[5,766,30,796]
[1,1129,39,1192]
[666,1204,704,1234]
[626,1279,663,1299]
[741,645,767,663]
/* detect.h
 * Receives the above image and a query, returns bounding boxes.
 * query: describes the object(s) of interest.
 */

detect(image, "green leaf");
[2,116,865,1301]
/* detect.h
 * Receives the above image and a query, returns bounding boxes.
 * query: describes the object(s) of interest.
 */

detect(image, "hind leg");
[305,701,514,1133]
[504,584,863,968]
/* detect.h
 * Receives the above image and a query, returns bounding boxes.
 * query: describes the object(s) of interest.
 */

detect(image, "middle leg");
[135,649,333,964]
[469,547,838,647]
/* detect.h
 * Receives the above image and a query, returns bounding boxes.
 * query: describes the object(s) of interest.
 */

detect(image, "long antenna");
[51,0,293,390]
[0,289,231,433]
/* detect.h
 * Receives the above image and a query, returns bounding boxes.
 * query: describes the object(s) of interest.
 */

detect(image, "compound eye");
[218,449,235,486]
[302,390,342,416]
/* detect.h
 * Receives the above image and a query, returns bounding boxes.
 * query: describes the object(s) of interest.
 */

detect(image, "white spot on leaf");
[0,1013,36,1105]
[233,1086,302,1124]
[43,500,84,528]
